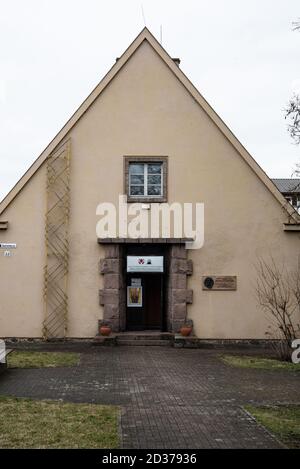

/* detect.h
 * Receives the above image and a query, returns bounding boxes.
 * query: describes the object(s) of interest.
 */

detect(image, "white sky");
[0,0,300,201]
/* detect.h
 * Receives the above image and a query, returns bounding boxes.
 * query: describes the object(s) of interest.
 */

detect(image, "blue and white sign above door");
[127,256,164,273]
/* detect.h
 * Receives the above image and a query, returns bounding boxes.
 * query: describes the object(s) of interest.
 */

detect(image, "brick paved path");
[0,346,299,448]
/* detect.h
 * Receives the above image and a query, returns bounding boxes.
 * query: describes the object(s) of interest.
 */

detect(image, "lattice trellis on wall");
[43,141,71,339]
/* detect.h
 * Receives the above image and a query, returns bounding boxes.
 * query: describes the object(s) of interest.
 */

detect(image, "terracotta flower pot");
[180,326,192,337]
[100,326,111,336]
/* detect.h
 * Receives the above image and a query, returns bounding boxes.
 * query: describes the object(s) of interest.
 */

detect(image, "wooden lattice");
[43,141,71,339]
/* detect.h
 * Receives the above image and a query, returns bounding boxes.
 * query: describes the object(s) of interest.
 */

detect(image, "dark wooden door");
[126,274,163,330]
[144,274,162,329]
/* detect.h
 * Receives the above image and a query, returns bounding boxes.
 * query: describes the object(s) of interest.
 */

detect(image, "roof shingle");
[272,179,300,193]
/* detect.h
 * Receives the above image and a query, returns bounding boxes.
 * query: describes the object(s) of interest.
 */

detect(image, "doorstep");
[92,331,199,347]
[93,331,174,346]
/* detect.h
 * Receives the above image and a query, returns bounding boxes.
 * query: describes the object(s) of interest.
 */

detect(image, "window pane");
[148,174,161,185]
[130,174,144,184]
[148,164,162,174]
[129,163,144,174]
[130,185,144,196]
[148,185,162,196]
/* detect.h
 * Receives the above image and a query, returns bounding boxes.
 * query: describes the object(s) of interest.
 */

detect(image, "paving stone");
[0,346,298,448]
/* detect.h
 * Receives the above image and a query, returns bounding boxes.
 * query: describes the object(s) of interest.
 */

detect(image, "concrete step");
[116,333,173,341]
[117,339,172,346]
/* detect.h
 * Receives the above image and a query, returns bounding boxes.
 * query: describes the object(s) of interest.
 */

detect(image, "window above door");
[130,163,162,197]
[124,156,168,203]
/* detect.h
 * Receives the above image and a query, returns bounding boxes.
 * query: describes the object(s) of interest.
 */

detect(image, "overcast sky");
[0,0,299,201]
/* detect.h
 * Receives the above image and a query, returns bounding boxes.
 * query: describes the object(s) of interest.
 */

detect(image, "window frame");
[124,156,168,203]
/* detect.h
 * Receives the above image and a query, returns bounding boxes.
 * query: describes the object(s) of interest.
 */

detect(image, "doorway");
[126,273,163,330]
[99,241,191,333]
[124,244,167,331]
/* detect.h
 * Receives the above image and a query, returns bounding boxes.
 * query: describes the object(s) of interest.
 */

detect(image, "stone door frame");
[98,239,193,332]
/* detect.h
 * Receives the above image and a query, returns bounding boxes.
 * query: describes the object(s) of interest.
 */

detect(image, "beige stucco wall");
[0,165,46,337]
[0,40,299,338]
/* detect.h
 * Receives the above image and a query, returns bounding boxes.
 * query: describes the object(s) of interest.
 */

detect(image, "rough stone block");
[99,289,104,306]
[170,245,187,259]
[169,274,187,289]
[171,303,187,320]
[172,289,188,304]
[104,303,120,319]
[104,274,122,289]
[99,289,119,305]
[170,259,188,274]
[186,289,193,304]
[187,259,193,275]
[107,318,120,332]
[100,258,121,274]
[104,245,122,259]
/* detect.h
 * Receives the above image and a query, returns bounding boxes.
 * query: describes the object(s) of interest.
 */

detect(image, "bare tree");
[291,256,300,311]
[285,19,300,176]
[285,94,300,146]
[255,257,300,360]
[292,19,300,31]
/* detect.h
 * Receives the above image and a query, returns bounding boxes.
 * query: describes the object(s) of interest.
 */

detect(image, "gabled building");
[0,28,299,340]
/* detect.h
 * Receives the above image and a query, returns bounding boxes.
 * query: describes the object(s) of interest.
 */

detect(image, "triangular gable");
[0,27,299,222]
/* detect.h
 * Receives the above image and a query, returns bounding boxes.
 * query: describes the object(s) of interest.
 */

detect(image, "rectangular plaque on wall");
[202,276,237,291]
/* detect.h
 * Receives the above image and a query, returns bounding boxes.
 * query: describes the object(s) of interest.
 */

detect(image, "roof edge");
[0,28,150,215]
[0,27,299,223]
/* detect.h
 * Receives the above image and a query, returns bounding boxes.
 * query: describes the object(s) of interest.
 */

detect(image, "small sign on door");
[131,278,141,287]
[127,286,143,307]
[127,256,164,273]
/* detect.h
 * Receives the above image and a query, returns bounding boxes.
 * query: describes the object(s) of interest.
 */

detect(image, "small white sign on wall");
[0,243,17,249]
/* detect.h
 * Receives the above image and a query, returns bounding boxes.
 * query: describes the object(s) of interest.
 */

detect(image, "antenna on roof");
[160,25,163,45]
[141,4,146,27]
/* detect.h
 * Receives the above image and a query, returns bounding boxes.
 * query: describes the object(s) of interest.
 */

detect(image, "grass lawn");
[221,355,300,372]
[246,405,300,449]
[0,396,119,448]
[7,351,80,368]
